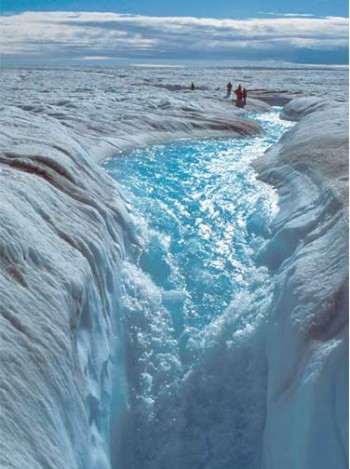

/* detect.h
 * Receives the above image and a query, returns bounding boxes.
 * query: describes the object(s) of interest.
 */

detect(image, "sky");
[1,0,348,66]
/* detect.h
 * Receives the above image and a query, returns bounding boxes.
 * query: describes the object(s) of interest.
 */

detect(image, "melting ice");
[105,110,294,468]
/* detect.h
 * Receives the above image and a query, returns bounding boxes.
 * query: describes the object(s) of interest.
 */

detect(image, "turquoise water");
[105,110,294,468]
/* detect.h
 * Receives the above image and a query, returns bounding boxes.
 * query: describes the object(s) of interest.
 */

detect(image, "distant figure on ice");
[234,84,244,108]
[190,82,195,91]
[226,81,233,98]
[242,87,247,106]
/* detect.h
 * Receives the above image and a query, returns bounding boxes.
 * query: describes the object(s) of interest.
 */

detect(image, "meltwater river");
[105,110,294,469]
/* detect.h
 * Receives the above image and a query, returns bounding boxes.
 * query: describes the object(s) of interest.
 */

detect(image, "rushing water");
[105,110,294,468]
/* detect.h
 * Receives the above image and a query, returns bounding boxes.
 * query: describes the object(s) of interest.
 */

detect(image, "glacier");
[0,67,348,469]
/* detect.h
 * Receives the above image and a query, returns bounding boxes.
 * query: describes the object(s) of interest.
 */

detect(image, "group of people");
[226,82,247,108]
[190,81,247,108]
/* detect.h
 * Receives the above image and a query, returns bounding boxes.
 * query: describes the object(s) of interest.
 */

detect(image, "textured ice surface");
[272,98,348,203]
[0,67,348,469]
[0,66,348,159]
[0,112,133,469]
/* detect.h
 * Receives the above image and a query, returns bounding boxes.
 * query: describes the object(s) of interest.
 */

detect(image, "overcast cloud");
[0,12,348,64]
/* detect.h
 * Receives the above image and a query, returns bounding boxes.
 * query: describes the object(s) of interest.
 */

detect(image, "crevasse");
[107,100,348,469]
[104,110,293,468]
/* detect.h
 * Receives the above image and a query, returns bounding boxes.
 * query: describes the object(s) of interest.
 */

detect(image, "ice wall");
[254,98,348,469]
[0,107,132,469]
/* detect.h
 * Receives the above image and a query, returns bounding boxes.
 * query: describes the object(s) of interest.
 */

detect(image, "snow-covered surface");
[0,66,348,469]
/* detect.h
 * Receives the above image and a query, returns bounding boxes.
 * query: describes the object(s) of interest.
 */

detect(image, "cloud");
[0,11,348,64]
[260,12,316,18]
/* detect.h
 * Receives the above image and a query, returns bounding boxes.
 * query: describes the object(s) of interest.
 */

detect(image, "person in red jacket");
[234,84,243,108]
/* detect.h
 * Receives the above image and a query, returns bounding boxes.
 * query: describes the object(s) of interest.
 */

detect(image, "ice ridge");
[254,97,348,469]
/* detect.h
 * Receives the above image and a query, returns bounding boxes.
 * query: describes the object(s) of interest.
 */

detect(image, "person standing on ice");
[242,87,247,106]
[234,84,244,108]
[190,82,195,91]
[226,81,233,97]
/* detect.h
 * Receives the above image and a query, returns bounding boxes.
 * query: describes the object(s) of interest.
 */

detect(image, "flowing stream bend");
[104,110,294,469]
